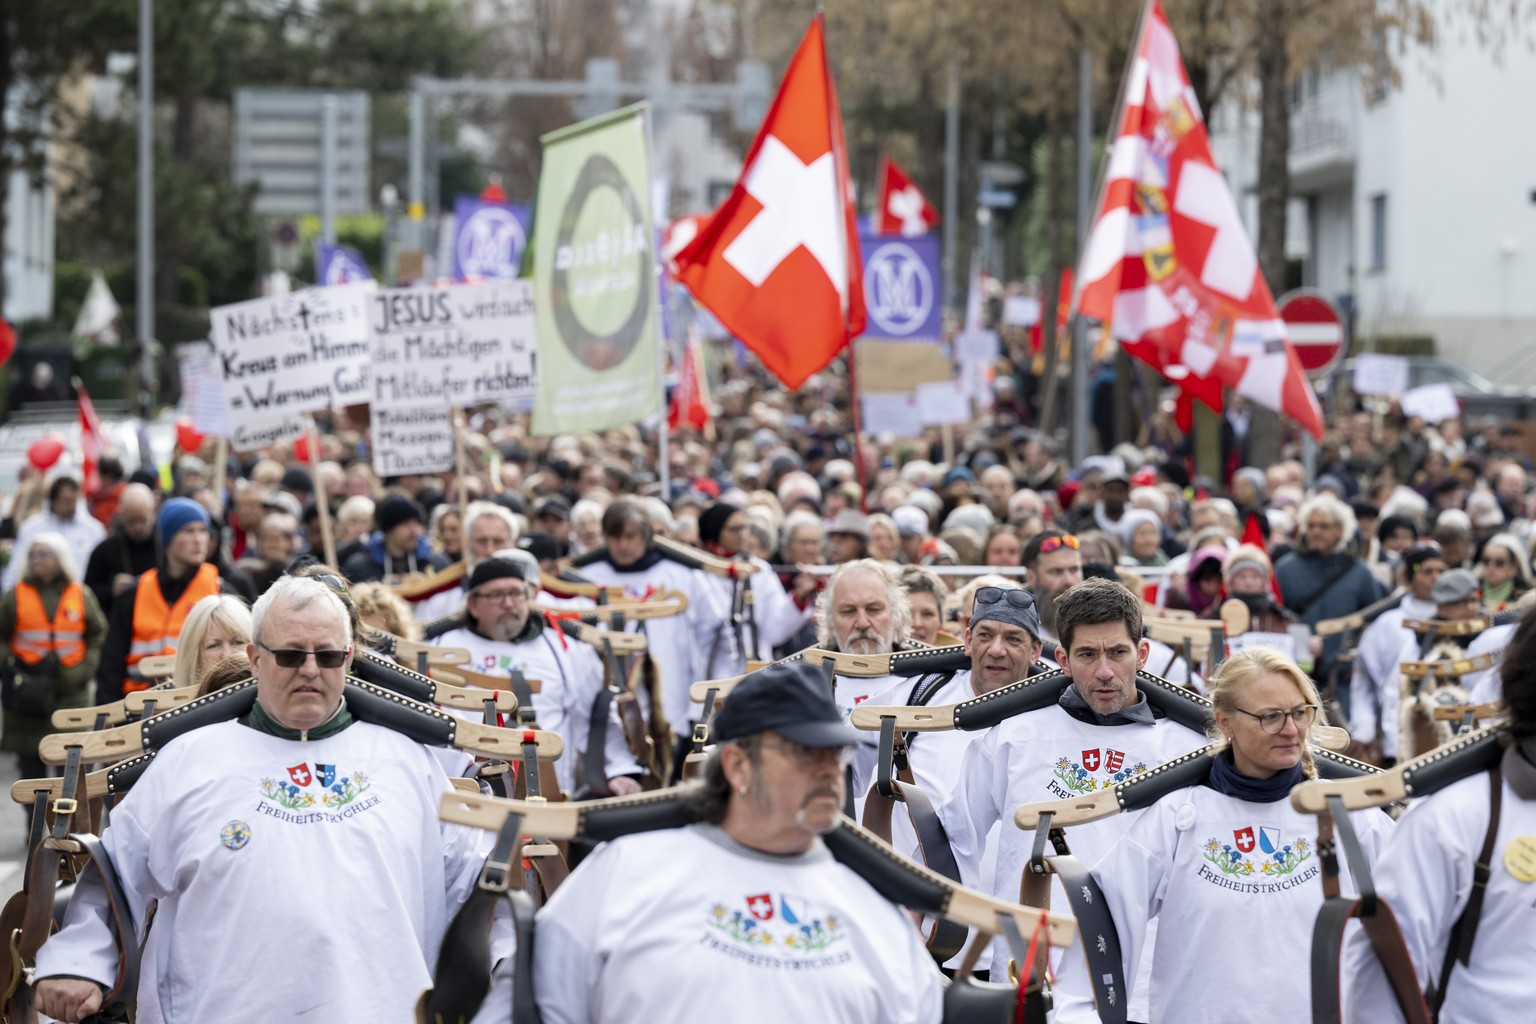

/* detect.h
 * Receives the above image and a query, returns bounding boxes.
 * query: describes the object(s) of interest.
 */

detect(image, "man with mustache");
[532,659,944,1022]
[814,559,914,720]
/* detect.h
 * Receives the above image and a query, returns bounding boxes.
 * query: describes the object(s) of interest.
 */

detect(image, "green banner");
[530,104,661,435]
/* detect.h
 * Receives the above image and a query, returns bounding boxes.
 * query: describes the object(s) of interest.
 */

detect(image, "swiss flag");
[1074,1,1323,439]
[668,328,710,432]
[75,376,105,496]
[876,155,939,237]
[675,15,864,389]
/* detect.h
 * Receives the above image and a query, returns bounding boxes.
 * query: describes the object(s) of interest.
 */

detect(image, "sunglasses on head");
[1037,534,1080,555]
[257,641,349,669]
[974,586,1035,610]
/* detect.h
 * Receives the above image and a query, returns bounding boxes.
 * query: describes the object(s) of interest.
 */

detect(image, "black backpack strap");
[1429,763,1502,1016]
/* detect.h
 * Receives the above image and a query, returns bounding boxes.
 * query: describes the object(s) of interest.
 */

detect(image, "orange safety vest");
[10,582,87,668]
[126,564,220,691]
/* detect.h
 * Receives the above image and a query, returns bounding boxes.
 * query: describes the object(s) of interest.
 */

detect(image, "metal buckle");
[691,722,709,745]
[51,798,79,817]
[478,855,513,893]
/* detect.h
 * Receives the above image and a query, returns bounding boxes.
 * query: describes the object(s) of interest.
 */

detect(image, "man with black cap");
[341,493,450,584]
[97,497,242,704]
[532,495,573,553]
[532,658,944,1022]
[1348,542,1446,766]
[432,552,642,796]
[699,502,810,663]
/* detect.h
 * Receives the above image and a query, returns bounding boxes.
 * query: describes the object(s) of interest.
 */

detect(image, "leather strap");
[1430,763,1502,1015]
[1309,796,1430,1024]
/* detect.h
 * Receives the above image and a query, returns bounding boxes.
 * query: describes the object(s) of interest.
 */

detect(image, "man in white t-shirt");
[532,659,944,1024]
[33,575,506,1022]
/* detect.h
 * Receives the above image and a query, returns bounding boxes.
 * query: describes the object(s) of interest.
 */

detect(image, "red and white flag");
[1074,1,1324,439]
[74,376,105,496]
[668,328,711,432]
[876,156,939,237]
[675,14,864,389]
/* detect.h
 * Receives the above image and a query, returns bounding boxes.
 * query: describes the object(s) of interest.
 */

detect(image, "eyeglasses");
[309,573,348,593]
[758,740,854,768]
[1481,558,1512,569]
[256,641,350,669]
[1037,534,1080,555]
[975,586,1035,609]
[473,588,528,604]
[1232,705,1319,734]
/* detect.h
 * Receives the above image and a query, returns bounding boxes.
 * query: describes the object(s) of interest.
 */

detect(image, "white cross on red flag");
[876,155,939,237]
[674,14,865,389]
[1074,0,1324,439]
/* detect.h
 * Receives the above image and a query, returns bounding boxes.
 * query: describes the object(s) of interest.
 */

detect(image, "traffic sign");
[1278,289,1346,376]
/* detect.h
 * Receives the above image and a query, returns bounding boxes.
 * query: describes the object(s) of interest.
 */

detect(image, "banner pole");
[846,344,869,513]
[306,415,338,568]
[455,408,469,528]
[212,436,228,508]
[641,102,671,501]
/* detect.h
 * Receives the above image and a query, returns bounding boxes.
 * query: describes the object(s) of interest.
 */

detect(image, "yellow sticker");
[1504,834,1536,883]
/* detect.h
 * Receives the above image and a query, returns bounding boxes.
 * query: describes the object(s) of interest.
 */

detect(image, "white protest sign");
[368,281,538,410]
[1226,631,1298,660]
[1400,383,1462,423]
[1002,295,1041,327]
[954,329,1000,366]
[860,392,919,437]
[230,414,308,453]
[372,408,455,476]
[209,284,372,426]
[916,380,971,426]
[180,354,231,438]
[1351,353,1409,397]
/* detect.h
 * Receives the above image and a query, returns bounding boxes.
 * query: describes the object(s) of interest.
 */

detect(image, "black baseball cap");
[712,660,861,748]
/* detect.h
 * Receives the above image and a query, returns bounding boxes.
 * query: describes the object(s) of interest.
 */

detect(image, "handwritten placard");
[1400,383,1462,423]
[1351,353,1409,398]
[372,407,455,476]
[368,281,538,410]
[209,284,373,426]
[230,414,308,453]
[916,380,972,426]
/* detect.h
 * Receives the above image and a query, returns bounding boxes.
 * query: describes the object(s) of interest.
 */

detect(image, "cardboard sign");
[861,392,919,437]
[210,284,373,426]
[916,380,971,426]
[1400,383,1462,423]
[230,414,308,453]
[371,407,455,476]
[368,281,538,410]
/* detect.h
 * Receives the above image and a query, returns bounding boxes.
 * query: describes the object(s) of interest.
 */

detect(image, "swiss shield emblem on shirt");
[1234,826,1256,853]
[745,893,774,921]
[287,763,312,787]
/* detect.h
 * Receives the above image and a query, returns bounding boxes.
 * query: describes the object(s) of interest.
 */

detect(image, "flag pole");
[846,344,869,514]
[642,101,670,501]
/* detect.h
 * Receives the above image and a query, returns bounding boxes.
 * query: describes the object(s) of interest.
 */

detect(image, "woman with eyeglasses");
[1054,647,1394,1023]
[1475,533,1531,613]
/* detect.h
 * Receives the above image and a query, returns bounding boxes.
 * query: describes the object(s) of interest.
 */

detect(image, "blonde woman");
[172,595,253,696]
[350,581,420,641]
[1056,648,1394,1023]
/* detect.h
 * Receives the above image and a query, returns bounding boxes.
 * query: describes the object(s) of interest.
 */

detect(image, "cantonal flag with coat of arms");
[674,14,865,390]
[1073,0,1324,439]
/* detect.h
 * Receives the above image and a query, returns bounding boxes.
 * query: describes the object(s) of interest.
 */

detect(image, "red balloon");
[292,435,312,463]
[26,435,66,471]
[175,419,204,454]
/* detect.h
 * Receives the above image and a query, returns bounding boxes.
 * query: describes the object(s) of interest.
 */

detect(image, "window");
[1369,193,1388,271]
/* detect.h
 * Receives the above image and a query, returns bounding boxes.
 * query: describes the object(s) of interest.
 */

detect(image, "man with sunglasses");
[532,659,944,1023]
[1021,528,1084,645]
[35,575,510,1022]
[434,552,643,796]
[941,578,1207,995]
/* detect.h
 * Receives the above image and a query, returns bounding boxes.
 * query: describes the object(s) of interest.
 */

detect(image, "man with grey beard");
[814,558,914,717]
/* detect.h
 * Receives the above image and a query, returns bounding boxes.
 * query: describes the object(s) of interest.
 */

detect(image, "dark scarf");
[1507,734,1536,801]
[593,545,665,574]
[1058,685,1157,727]
[1206,749,1303,803]
[242,697,354,740]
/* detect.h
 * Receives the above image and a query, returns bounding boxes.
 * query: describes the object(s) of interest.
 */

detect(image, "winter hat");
[1222,543,1272,584]
[157,497,212,548]
[469,552,540,590]
[376,494,425,534]
[698,502,742,547]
